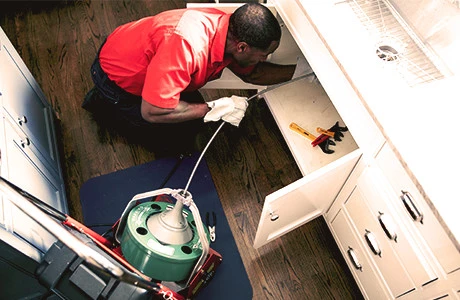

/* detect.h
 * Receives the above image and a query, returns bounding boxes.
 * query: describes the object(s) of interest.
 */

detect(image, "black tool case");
[35,234,152,300]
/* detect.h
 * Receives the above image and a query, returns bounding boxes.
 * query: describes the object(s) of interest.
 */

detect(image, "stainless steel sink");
[347,0,460,86]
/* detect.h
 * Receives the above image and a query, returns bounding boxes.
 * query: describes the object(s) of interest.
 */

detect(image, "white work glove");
[292,55,318,84]
[204,95,248,127]
[222,95,248,127]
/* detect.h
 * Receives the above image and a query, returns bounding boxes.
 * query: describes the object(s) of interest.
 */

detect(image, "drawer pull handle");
[20,138,30,148]
[378,212,397,242]
[347,247,362,271]
[364,230,381,257]
[18,115,27,126]
[401,191,423,224]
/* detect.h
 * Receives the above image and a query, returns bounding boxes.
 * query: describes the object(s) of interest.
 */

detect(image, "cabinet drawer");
[345,184,415,298]
[331,209,390,300]
[4,118,64,212]
[356,167,437,287]
[375,144,460,275]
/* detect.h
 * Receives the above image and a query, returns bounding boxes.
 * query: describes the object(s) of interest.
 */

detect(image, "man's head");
[227,3,281,67]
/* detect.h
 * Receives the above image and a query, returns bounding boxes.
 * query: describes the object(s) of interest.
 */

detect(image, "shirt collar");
[210,14,231,65]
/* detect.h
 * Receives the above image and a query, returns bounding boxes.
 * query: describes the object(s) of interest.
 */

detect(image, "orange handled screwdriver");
[289,122,317,141]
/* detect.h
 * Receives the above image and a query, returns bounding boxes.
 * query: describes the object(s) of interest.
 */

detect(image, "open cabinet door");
[253,150,362,248]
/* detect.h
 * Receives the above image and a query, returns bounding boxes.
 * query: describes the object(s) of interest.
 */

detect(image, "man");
[83,3,311,151]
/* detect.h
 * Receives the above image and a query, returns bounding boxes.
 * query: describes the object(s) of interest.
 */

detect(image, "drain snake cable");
[183,72,313,194]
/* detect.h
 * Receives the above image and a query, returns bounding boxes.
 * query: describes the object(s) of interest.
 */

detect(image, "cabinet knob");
[20,138,30,148]
[270,211,279,221]
[401,191,423,224]
[18,115,28,126]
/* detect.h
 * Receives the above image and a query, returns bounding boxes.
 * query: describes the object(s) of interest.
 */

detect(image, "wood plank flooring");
[0,1,363,299]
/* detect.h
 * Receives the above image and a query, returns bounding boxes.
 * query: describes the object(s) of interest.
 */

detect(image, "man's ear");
[236,41,249,53]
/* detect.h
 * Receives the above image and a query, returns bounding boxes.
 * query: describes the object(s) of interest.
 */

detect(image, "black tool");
[328,121,348,141]
[318,138,336,154]
[313,121,348,154]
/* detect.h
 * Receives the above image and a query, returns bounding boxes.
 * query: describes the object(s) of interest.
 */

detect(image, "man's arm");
[236,62,296,85]
[140,99,210,124]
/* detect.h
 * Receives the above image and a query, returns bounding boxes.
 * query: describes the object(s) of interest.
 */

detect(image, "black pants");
[87,55,205,126]
[84,51,206,153]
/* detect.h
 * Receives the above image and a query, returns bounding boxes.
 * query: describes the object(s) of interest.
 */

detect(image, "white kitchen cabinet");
[0,26,67,261]
[0,29,61,175]
[327,158,444,298]
[272,0,460,297]
[191,2,460,298]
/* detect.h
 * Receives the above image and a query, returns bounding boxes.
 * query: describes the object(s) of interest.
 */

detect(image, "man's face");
[234,40,280,67]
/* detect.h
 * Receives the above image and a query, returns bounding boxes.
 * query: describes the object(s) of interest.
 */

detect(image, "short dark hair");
[229,3,281,50]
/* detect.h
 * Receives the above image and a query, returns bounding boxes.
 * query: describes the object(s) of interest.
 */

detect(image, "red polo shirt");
[99,8,252,109]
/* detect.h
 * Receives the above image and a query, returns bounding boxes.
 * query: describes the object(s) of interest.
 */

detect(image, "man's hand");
[204,95,248,127]
[222,96,248,127]
[204,97,234,122]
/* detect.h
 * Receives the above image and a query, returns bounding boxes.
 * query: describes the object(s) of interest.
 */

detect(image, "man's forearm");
[141,100,210,124]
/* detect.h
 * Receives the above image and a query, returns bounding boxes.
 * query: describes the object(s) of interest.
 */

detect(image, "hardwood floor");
[0,1,363,299]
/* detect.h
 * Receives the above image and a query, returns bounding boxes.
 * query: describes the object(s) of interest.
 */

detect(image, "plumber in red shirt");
[83,3,312,150]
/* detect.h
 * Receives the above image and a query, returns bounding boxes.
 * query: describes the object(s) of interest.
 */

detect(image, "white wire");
[183,121,225,194]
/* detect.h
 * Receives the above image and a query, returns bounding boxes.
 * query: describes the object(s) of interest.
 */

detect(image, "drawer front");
[356,167,438,286]
[398,269,460,300]
[331,209,390,300]
[376,144,460,274]
[345,185,415,298]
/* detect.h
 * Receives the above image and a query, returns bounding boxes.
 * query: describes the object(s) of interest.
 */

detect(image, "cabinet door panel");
[253,150,361,248]
[0,30,59,173]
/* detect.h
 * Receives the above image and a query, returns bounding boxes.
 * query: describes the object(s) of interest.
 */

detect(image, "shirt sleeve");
[142,35,195,109]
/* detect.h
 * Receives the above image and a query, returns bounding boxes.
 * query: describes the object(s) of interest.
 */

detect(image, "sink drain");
[376,45,399,61]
